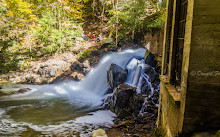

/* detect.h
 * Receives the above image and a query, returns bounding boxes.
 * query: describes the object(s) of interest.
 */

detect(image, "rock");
[91,129,108,137]
[132,94,145,115]
[38,60,68,78]
[144,65,156,82]
[115,120,134,128]
[102,38,113,44]
[102,94,112,109]
[111,84,136,117]
[106,88,113,94]
[82,60,90,68]
[141,83,152,96]
[18,88,31,93]
[153,96,159,104]
[107,64,128,89]
[24,73,36,84]
[70,60,84,71]
[145,53,157,67]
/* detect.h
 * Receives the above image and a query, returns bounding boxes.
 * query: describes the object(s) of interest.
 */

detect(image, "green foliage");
[32,9,82,54]
[79,49,92,60]
[0,0,84,73]
[107,0,165,40]
[145,10,166,29]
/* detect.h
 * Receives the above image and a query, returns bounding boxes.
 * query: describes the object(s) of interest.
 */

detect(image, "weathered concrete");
[157,0,220,136]
[144,29,163,56]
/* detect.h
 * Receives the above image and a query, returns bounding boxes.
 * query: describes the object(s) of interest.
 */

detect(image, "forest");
[0,0,166,74]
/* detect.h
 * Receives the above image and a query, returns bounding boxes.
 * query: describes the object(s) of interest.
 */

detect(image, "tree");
[107,0,161,41]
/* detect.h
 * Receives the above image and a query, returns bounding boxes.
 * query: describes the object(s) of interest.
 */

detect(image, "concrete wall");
[157,78,183,136]
[144,28,164,56]
[157,0,186,136]
[182,0,220,132]
[158,0,220,136]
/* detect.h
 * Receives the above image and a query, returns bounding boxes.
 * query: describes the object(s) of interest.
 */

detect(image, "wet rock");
[18,88,31,93]
[102,94,112,109]
[144,65,156,82]
[141,83,152,96]
[106,88,113,94]
[91,129,108,137]
[132,94,145,115]
[107,64,128,89]
[110,84,136,117]
[70,60,91,75]
[153,96,159,104]
[145,52,157,67]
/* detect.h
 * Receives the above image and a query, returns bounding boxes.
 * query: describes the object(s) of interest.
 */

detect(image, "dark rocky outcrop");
[107,64,128,89]
[104,55,161,137]
[145,52,157,67]
[70,60,91,75]
[144,64,156,82]
[110,84,136,118]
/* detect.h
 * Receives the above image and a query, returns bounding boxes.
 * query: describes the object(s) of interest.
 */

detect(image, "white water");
[1,48,145,103]
[0,48,146,136]
[125,58,146,94]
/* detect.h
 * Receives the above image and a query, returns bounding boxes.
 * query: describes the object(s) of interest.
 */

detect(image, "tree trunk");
[101,2,105,35]
[115,0,118,47]
[25,23,31,53]
[93,0,95,21]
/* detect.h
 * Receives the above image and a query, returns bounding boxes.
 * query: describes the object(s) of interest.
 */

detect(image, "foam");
[74,110,116,125]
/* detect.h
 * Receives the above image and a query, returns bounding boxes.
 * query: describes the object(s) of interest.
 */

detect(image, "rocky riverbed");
[101,53,161,137]
[0,44,161,137]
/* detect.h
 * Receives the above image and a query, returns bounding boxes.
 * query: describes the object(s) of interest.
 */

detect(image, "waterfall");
[0,48,146,107]
[125,58,145,93]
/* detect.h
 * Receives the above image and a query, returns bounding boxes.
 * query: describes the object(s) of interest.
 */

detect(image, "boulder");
[145,52,157,67]
[132,94,145,115]
[70,60,84,71]
[38,60,68,78]
[107,64,128,89]
[91,129,108,137]
[18,88,31,93]
[111,84,136,117]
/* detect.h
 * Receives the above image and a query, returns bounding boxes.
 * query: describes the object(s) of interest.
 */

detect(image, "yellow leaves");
[6,10,14,17]
[5,0,34,19]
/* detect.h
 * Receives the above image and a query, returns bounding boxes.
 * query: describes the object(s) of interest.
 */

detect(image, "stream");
[0,48,146,136]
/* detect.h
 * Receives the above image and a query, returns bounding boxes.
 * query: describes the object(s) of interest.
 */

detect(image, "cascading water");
[123,55,160,118]
[0,48,146,136]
